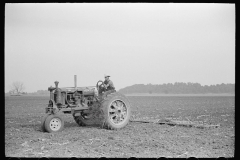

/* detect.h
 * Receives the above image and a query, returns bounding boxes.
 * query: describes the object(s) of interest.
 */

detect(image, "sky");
[5,3,235,93]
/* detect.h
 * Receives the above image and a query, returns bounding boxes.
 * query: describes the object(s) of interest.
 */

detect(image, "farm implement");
[130,118,220,129]
[41,75,131,133]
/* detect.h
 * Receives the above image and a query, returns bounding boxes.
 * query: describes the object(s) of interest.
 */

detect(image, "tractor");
[41,75,131,133]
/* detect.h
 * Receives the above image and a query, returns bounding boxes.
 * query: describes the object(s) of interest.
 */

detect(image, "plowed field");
[5,95,234,158]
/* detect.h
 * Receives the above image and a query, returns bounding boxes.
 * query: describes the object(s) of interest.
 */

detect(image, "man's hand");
[104,84,107,88]
[102,84,106,88]
[103,84,108,89]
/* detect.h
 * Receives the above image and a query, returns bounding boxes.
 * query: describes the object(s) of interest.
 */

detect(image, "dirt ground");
[5,95,234,158]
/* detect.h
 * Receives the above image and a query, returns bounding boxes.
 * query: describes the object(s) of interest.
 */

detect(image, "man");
[99,74,115,99]
[103,74,115,91]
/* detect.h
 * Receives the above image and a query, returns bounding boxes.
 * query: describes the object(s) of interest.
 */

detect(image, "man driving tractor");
[98,74,116,99]
[103,74,115,91]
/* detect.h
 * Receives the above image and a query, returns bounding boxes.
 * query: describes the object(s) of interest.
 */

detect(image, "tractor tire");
[101,92,131,129]
[40,114,50,132]
[73,92,131,130]
[44,114,64,133]
[73,102,104,127]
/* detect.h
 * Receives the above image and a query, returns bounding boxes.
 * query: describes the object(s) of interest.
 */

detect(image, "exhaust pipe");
[54,81,59,89]
[74,75,77,89]
[54,81,62,105]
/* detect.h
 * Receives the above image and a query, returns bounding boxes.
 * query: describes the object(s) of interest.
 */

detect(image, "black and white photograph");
[5,3,235,158]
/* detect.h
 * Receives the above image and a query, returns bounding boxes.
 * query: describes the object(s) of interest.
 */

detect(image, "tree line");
[29,90,49,95]
[7,81,235,95]
[118,82,235,94]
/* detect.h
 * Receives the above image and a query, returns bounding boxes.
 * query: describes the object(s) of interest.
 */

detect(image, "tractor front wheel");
[44,114,64,133]
[40,114,50,132]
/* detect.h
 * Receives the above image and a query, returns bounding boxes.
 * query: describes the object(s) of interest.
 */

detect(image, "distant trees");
[9,81,25,95]
[119,82,235,94]
[35,90,49,95]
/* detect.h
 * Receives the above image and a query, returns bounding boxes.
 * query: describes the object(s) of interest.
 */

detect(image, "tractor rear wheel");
[73,92,131,129]
[101,92,131,129]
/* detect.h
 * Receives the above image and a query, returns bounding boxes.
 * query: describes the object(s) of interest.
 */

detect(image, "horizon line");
[11,82,234,93]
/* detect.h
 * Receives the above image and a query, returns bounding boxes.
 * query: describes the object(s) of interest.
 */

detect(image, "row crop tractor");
[41,75,131,133]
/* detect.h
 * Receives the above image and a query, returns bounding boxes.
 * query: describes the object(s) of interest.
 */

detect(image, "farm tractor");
[41,75,131,133]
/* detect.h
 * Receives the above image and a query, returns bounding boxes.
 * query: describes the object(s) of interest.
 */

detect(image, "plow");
[130,118,220,129]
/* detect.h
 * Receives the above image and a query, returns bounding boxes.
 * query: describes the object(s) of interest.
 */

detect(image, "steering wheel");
[96,80,105,94]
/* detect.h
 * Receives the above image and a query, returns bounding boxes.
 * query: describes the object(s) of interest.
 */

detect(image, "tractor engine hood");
[59,86,96,92]
[48,76,97,94]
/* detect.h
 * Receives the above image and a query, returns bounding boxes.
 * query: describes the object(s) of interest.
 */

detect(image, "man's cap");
[104,74,110,78]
